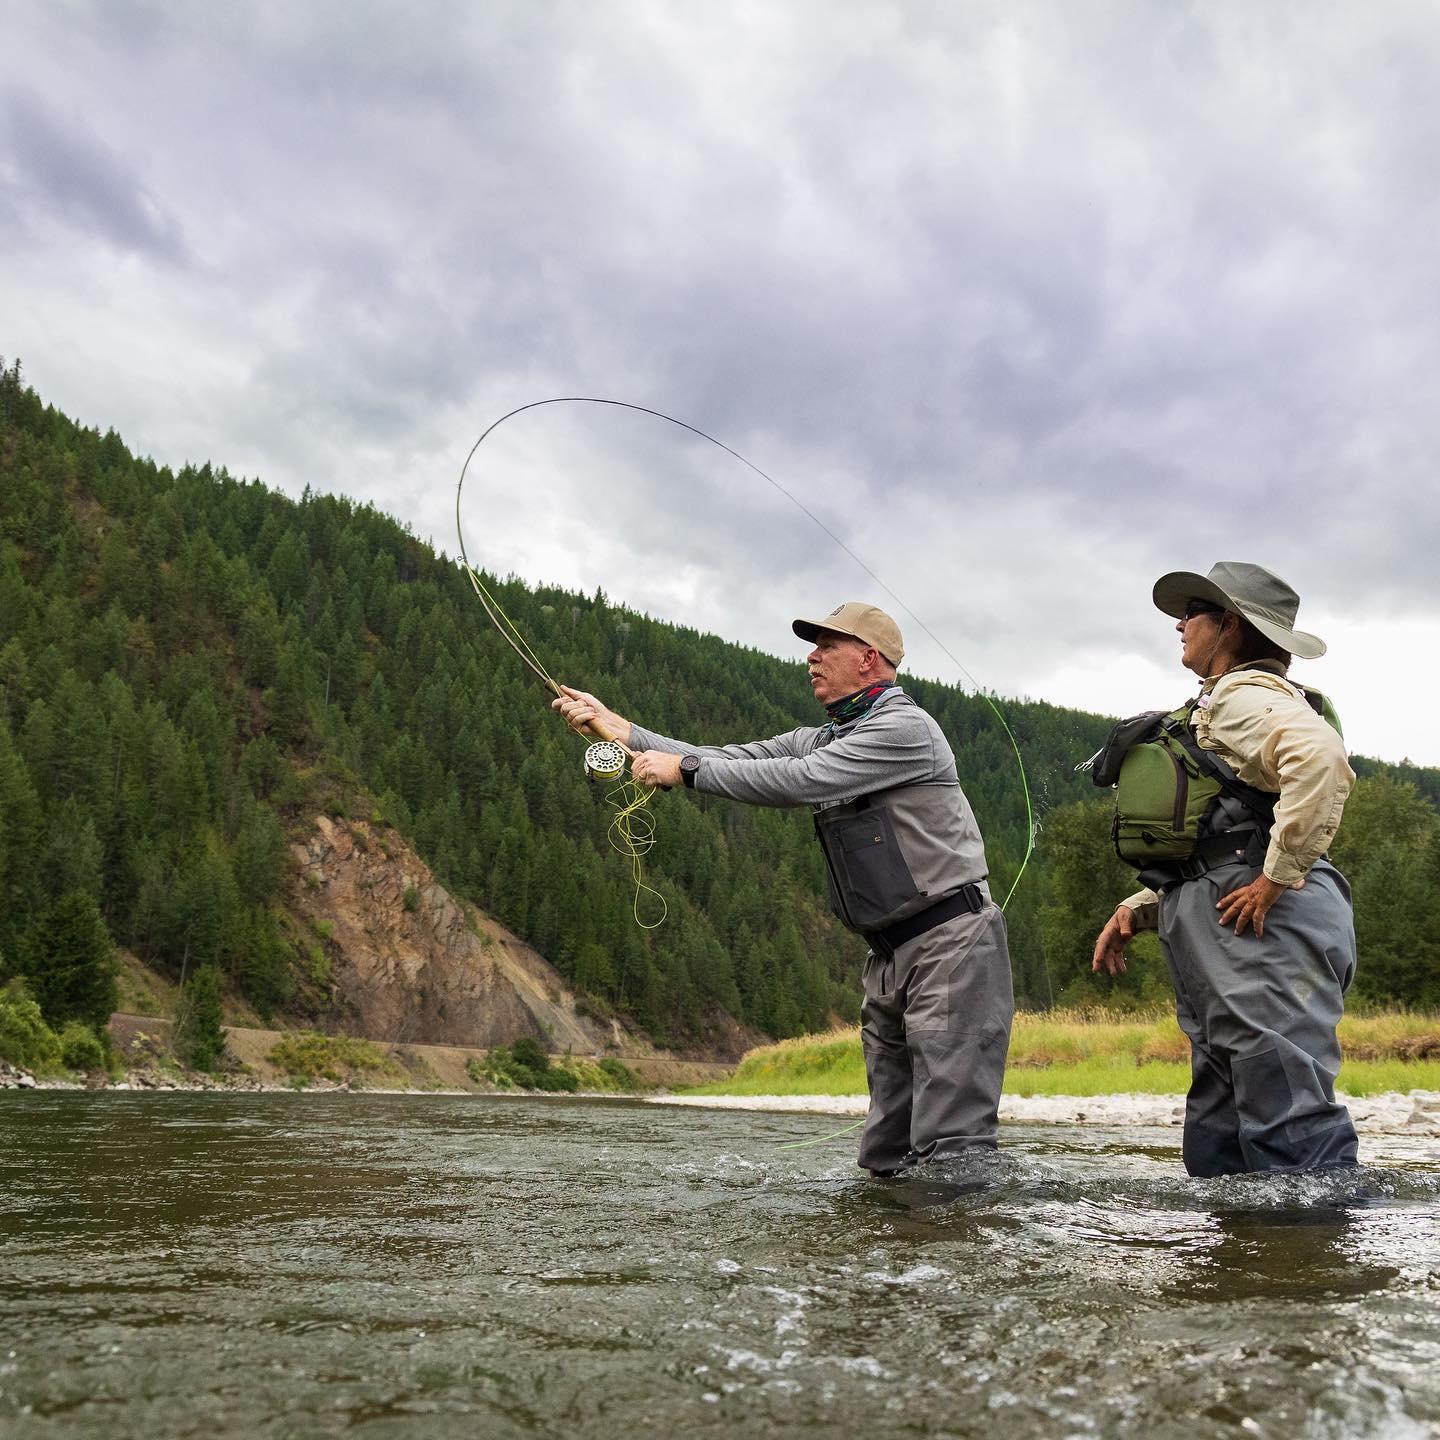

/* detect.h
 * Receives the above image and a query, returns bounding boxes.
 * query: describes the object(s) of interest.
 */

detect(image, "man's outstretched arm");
[552,685,813,769]
[637,701,939,808]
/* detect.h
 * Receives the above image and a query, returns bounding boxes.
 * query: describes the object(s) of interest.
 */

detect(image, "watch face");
[681,755,700,773]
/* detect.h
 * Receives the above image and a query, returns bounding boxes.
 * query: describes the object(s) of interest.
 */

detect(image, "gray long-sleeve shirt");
[631,688,992,897]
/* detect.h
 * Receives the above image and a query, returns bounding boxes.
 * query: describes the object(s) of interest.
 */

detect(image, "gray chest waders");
[1081,678,1357,1175]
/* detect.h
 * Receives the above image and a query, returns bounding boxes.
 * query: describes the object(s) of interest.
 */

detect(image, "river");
[2,1092,1438,1438]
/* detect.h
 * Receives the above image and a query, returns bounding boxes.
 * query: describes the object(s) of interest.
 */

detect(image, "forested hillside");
[2,360,1437,1059]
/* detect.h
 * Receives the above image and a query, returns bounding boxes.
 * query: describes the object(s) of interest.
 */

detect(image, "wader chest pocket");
[820,808,924,929]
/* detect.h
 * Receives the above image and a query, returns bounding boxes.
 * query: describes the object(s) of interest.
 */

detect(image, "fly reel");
[583,739,627,782]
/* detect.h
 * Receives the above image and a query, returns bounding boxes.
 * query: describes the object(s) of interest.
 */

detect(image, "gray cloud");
[1,88,188,261]
[2,0,1438,760]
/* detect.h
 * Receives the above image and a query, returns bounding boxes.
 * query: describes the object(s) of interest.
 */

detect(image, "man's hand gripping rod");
[547,680,636,783]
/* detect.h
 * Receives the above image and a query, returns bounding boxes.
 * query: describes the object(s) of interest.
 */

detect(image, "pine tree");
[19,890,118,1030]
[175,963,226,1071]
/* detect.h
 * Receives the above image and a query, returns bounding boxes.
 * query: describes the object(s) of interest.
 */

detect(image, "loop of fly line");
[455,398,1036,922]
[452,478,666,927]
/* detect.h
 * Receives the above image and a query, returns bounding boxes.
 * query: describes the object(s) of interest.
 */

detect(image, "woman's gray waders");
[1159,857,1359,1176]
[857,903,1013,1175]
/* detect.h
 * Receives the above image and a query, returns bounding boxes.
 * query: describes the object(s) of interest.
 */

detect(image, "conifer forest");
[2,360,1437,1053]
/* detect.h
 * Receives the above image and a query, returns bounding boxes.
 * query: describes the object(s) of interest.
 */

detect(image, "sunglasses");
[1182,600,1225,621]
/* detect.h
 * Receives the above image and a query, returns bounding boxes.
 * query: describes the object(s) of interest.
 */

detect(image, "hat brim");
[1152,571,1228,620]
[1152,571,1326,660]
[791,615,903,665]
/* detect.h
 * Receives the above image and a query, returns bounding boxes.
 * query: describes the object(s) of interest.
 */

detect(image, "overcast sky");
[4,1,1438,765]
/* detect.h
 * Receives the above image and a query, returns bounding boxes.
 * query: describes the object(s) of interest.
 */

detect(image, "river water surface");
[2,1092,1439,1438]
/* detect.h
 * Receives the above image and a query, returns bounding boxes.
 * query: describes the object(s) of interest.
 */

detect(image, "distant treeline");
[1,359,1436,1054]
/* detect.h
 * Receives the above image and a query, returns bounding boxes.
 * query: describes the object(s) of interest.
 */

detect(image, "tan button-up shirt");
[1120,669,1354,928]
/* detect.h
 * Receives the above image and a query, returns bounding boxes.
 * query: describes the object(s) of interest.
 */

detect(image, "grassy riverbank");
[683,1010,1440,1099]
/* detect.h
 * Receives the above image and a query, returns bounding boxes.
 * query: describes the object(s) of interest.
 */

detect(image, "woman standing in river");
[1091,562,1359,1176]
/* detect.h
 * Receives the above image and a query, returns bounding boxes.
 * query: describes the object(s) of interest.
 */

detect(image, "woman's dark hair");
[1229,613,1292,670]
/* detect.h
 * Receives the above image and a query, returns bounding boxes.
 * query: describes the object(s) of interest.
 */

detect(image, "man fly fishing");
[552,602,1014,1176]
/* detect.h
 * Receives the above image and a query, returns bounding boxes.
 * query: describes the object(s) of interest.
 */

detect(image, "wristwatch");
[679,755,701,789]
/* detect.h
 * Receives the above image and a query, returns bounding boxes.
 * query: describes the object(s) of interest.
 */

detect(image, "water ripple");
[1,1091,1437,1437]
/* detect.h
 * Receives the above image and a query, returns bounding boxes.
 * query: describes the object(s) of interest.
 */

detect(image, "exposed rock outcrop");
[289,815,631,1054]
[0,1061,39,1089]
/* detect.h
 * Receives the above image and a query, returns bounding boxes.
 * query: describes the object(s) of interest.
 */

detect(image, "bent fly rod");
[454,398,1037,917]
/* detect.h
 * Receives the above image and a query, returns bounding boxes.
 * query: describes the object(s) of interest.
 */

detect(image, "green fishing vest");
[1086,671,1342,870]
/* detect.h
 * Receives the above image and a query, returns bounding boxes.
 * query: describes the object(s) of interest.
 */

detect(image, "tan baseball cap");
[792,602,905,665]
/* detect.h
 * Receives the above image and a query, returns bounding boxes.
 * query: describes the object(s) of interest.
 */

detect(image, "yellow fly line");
[458,559,667,928]
[455,397,1038,943]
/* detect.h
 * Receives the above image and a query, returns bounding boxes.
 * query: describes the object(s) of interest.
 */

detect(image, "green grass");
[685,1029,867,1097]
[1338,1059,1440,1096]
[1336,1011,1440,1060]
[683,1012,1440,1100]
[1005,1057,1440,1097]
[1005,1058,1192,1096]
[564,1056,641,1092]
[267,1031,406,1087]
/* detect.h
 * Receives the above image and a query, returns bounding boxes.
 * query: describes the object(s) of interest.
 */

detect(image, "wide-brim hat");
[792,601,905,665]
[1152,561,1326,660]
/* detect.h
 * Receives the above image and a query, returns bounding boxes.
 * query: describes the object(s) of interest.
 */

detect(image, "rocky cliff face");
[289,816,631,1054]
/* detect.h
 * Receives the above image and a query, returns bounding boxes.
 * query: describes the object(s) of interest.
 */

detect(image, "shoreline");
[5,1062,1437,1136]
[645,1089,1440,1136]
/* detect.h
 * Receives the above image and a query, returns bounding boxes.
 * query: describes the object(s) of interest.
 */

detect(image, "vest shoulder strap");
[1162,712,1278,820]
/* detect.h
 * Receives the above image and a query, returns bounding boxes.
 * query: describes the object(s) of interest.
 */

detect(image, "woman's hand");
[1092,905,1137,976]
[1216,873,1299,938]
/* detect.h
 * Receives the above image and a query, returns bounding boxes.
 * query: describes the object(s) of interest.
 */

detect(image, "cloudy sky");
[4,1,1438,764]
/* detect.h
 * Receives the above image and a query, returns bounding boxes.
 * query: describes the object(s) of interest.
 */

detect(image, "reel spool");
[583,739,627,783]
